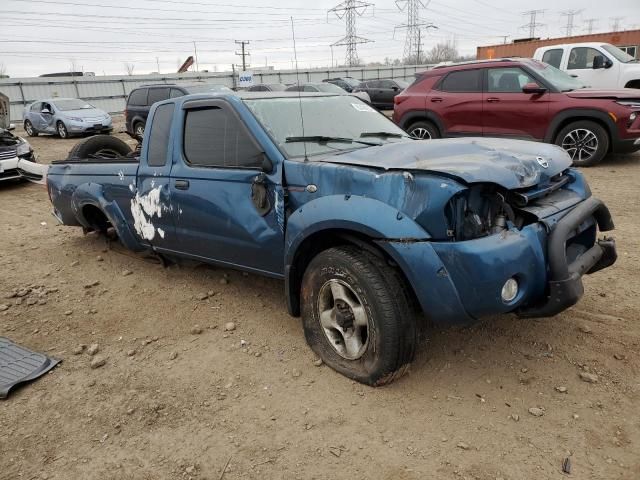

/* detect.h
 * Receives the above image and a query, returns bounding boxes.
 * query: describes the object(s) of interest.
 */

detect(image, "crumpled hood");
[565,88,640,100]
[321,137,571,189]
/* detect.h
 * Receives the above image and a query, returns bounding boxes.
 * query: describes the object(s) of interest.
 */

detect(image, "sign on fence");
[238,71,254,88]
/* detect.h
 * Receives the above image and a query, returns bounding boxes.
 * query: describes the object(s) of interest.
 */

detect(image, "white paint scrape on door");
[130,186,164,241]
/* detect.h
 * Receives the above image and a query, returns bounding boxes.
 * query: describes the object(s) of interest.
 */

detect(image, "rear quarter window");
[127,88,148,106]
[541,49,563,68]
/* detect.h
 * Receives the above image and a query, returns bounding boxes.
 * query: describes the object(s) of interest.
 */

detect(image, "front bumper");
[68,121,113,134]
[377,196,616,324]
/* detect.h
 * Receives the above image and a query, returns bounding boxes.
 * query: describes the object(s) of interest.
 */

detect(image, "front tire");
[56,121,69,139]
[407,120,440,140]
[301,246,417,386]
[555,120,609,167]
[24,120,38,137]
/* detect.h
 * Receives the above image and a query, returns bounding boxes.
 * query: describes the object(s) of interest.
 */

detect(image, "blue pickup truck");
[47,92,617,385]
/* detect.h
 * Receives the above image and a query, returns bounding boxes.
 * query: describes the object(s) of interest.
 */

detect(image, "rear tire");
[555,120,609,167]
[301,246,417,386]
[56,121,69,139]
[24,120,38,137]
[407,120,440,140]
[133,121,145,138]
[67,135,133,160]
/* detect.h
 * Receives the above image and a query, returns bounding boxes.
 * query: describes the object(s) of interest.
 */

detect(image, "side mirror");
[7,123,15,131]
[392,86,399,92]
[522,82,547,95]
[261,154,273,174]
[41,108,51,115]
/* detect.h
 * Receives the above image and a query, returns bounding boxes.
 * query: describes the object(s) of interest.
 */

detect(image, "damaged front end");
[0,128,46,184]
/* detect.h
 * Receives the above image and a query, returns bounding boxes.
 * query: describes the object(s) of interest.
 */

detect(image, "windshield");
[528,60,585,91]
[342,78,361,87]
[601,44,636,63]
[184,84,233,94]
[54,99,94,111]
[244,95,410,158]
[396,79,409,88]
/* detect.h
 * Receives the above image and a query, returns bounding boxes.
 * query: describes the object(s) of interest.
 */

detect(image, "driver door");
[565,46,619,88]
[166,98,284,276]
[38,102,56,133]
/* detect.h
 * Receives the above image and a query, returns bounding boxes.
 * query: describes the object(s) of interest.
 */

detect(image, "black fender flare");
[396,109,446,136]
[544,108,616,144]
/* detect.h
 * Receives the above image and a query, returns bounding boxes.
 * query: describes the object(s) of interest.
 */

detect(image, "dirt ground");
[1,116,639,480]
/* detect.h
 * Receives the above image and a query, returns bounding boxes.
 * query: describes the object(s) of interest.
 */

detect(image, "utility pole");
[561,10,582,37]
[235,40,250,71]
[584,18,597,34]
[610,17,624,32]
[521,10,545,38]
[192,41,199,72]
[156,56,160,73]
[328,0,373,67]
[395,0,436,63]
[497,35,509,44]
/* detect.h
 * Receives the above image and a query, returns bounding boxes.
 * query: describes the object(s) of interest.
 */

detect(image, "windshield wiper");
[360,131,406,138]
[285,135,380,146]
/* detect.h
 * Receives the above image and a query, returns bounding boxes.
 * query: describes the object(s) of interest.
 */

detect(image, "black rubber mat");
[0,337,60,399]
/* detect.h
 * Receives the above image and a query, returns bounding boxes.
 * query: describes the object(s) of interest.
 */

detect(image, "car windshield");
[395,79,409,88]
[528,60,586,91]
[54,99,93,111]
[601,44,637,63]
[244,95,410,158]
[342,78,361,87]
[184,84,233,94]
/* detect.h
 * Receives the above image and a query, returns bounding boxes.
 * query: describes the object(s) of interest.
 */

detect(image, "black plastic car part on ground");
[0,337,60,398]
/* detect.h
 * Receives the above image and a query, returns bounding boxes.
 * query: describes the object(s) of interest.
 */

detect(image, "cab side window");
[487,68,536,93]
[147,103,174,167]
[183,106,263,169]
[567,47,604,69]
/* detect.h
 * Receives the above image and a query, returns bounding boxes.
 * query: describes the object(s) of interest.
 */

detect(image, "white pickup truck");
[533,43,640,89]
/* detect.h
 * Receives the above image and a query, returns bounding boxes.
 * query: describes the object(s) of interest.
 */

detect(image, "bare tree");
[124,63,135,76]
[0,62,7,78]
[424,40,460,64]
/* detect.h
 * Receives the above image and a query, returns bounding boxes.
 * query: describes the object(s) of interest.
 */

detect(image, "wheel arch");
[544,109,615,151]
[623,79,640,89]
[397,109,445,136]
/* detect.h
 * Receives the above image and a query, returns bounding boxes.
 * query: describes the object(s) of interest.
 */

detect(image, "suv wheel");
[407,121,439,140]
[555,120,609,167]
[301,246,417,386]
[133,122,145,138]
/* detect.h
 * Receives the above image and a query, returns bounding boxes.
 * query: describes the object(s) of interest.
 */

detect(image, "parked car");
[354,79,409,109]
[23,98,112,139]
[125,83,234,136]
[285,82,371,103]
[47,91,616,385]
[0,93,44,183]
[322,77,361,93]
[247,83,287,92]
[533,43,640,89]
[393,58,640,166]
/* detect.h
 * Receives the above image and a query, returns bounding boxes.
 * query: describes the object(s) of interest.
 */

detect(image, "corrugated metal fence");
[0,64,433,121]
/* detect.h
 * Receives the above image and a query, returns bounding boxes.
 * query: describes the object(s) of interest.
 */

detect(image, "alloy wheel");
[317,279,370,360]
[410,127,431,140]
[561,128,598,163]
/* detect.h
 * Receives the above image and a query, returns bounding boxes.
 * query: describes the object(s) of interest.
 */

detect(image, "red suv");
[393,58,640,166]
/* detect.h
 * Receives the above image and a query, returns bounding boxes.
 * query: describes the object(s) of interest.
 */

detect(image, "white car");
[0,93,46,183]
[533,43,640,90]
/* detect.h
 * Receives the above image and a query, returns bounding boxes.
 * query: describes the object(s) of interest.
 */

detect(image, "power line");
[521,9,545,38]
[561,9,582,37]
[328,0,373,66]
[235,40,251,71]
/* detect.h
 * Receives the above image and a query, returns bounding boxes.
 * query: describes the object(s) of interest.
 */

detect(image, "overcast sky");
[1,0,638,77]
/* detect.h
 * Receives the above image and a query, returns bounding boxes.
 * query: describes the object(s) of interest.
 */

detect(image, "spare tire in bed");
[67,135,133,160]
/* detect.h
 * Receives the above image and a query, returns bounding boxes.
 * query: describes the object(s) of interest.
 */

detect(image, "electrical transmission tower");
[584,18,597,34]
[561,10,582,37]
[610,17,623,31]
[235,40,250,71]
[395,0,435,63]
[521,10,545,38]
[328,0,373,67]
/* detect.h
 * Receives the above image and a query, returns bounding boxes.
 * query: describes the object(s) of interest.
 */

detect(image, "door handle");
[486,97,500,102]
[174,179,190,190]
[430,97,443,102]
